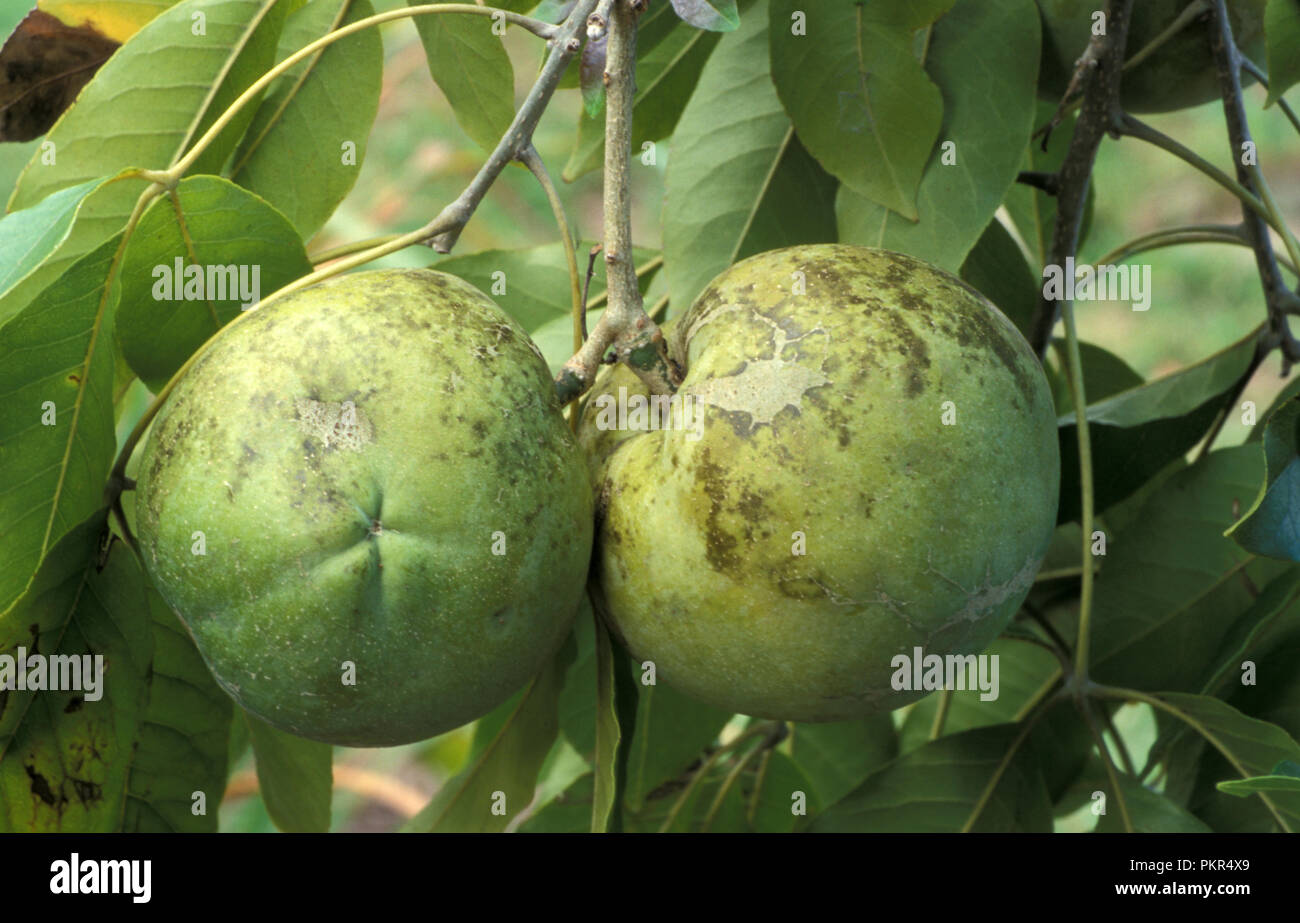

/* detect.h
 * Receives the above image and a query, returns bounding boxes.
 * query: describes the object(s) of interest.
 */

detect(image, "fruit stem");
[1062,298,1096,682]
[928,689,953,741]
[555,0,682,406]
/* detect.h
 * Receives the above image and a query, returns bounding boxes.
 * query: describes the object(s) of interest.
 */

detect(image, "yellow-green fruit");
[580,245,1059,721]
[1037,0,1266,114]
[135,269,593,747]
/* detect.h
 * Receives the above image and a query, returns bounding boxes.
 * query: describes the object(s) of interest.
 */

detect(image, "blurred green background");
[1,0,1295,830]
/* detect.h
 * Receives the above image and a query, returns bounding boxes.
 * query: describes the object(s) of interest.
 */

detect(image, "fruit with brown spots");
[580,245,1059,721]
[134,269,592,747]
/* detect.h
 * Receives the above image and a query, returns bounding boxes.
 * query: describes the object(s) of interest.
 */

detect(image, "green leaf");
[669,0,739,32]
[0,175,138,331]
[770,0,940,221]
[1049,339,1144,414]
[0,524,154,831]
[1183,646,1300,830]
[865,0,958,31]
[409,0,514,153]
[431,241,660,347]
[1,514,105,753]
[519,771,595,832]
[562,0,726,180]
[1217,774,1300,796]
[403,657,569,832]
[556,602,597,756]
[1092,772,1212,833]
[630,747,740,832]
[11,0,284,216]
[787,714,897,807]
[662,0,836,316]
[6,0,289,360]
[900,639,1059,753]
[1250,374,1300,440]
[958,219,1040,341]
[182,0,291,178]
[899,640,1090,801]
[121,587,233,832]
[1227,395,1300,561]
[623,673,732,811]
[244,712,332,832]
[747,750,817,832]
[1192,566,1300,700]
[806,723,1053,832]
[1089,446,1291,694]
[230,0,382,240]
[1056,327,1259,524]
[591,612,620,832]
[833,0,1040,270]
[1155,691,1300,831]
[1265,0,1300,106]
[116,174,313,392]
[433,244,586,333]
[0,178,100,320]
[0,235,121,616]
[1145,568,1300,806]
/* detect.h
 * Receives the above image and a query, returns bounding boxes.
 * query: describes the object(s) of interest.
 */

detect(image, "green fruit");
[135,269,593,747]
[580,245,1059,721]
[1037,0,1266,114]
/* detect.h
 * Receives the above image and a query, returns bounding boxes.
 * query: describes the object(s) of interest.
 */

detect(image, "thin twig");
[928,689,954,741]
[1029,0,1135,356]
[555,0,681,404]
[1208,0,1300,370]
[1241,56,1300,137]
[1077,698,1135,832]
[519,144,582,351]
[583,244,603,341]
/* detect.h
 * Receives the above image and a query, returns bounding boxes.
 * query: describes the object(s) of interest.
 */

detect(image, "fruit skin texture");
[1037,0,1266,114]
[135,269,592,747]
[580,245,1059,722]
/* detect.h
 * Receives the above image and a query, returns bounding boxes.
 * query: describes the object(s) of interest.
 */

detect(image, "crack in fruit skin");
[580,245,1060,722]
[134,269,593,748]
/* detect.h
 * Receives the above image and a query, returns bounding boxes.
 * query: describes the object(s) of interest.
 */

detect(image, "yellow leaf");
[37,0,177,44]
